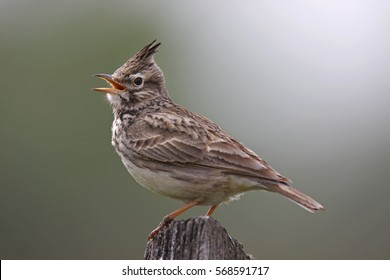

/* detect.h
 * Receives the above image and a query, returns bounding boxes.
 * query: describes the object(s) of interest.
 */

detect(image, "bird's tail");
[272,184,325,213]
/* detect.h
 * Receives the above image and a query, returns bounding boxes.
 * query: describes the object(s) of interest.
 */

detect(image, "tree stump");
[144,216,251,260]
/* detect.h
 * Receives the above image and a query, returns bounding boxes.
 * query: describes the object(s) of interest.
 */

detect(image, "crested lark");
[93,41,324,240]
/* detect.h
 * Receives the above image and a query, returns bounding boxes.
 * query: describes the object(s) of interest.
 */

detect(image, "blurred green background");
[1,0,389,259]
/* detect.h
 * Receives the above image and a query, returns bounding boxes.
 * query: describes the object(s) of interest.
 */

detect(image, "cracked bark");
[144,216,251,260]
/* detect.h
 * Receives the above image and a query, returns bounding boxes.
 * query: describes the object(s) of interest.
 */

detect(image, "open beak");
[93,73,126,95]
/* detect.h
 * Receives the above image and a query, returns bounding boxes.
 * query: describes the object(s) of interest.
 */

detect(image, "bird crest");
[113,40,161,76]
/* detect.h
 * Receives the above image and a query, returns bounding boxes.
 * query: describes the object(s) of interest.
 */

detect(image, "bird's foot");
[148,216,173,240]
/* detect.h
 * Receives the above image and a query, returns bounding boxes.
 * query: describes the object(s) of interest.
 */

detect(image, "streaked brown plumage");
[93,41,324,240]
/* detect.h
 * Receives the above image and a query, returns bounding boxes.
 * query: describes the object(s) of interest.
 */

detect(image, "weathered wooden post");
[145,216,251,260]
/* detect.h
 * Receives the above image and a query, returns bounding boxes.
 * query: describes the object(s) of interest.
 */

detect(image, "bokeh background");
[1,0,389,259]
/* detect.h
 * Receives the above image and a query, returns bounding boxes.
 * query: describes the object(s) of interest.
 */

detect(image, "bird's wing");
[129,111,290,184]
[128,112,209,163]
[202,138,290,183]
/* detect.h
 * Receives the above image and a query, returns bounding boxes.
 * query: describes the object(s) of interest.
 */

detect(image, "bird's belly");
[119,156,253,206]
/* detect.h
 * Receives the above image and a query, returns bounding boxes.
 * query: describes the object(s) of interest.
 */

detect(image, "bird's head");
[93,40,168,108]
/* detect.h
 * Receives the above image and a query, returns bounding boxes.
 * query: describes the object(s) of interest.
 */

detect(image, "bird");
[93,40,324,240]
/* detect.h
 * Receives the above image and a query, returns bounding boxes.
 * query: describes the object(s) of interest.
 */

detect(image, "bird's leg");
[148,199,202,240]
[205,204,219,216]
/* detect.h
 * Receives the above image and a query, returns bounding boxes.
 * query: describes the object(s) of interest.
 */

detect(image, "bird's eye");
[133,77,143,86]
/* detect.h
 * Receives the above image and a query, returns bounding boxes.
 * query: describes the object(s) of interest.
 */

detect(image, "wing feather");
[128,110,289,183]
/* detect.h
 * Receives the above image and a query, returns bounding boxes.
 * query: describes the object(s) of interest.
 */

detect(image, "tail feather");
[272,184,325,213]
